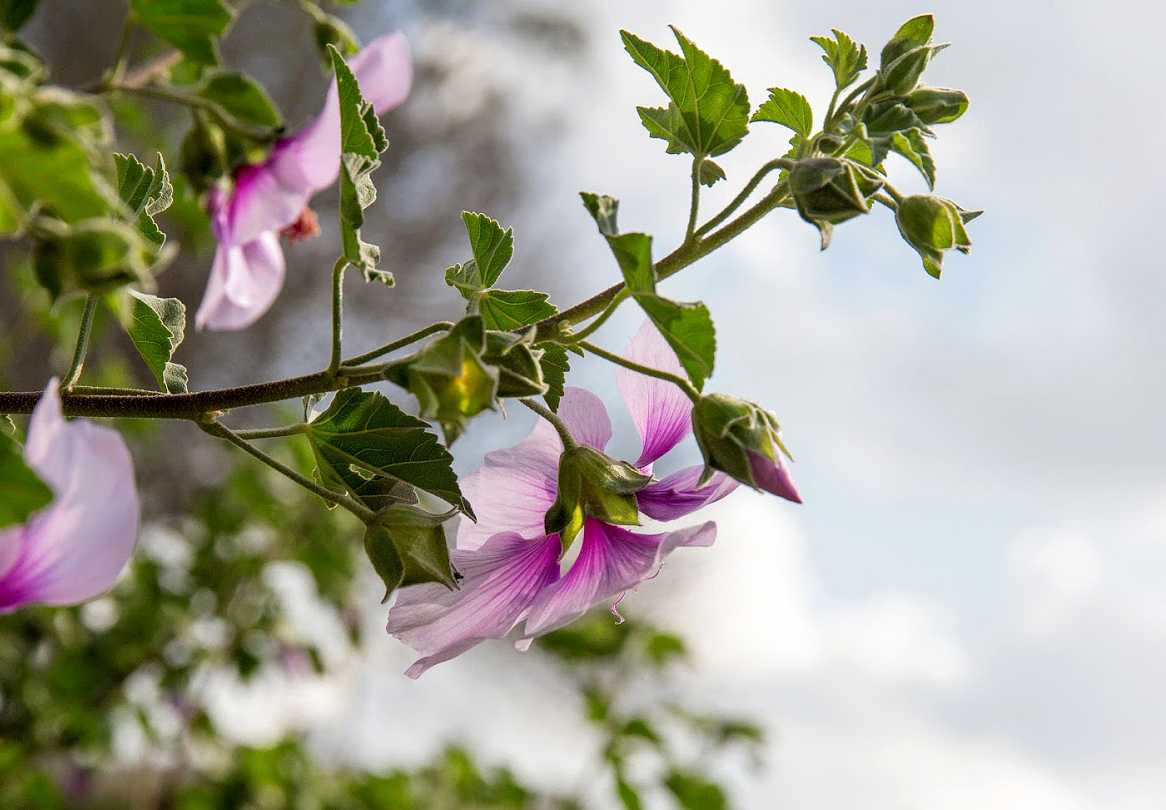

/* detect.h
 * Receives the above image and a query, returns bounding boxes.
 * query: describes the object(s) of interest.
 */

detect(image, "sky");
[207,1,1166,807]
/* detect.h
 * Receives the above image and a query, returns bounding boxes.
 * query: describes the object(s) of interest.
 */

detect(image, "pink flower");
[387,321,738,677]
[0,380,139,611]
[195,33,413,331]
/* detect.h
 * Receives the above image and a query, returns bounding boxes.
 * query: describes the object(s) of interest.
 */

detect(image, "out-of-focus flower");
[0,380,139,611]
[195,33,412,330]
[387,321,737,677]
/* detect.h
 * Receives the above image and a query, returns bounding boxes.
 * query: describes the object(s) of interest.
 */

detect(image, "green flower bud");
[877,15,945,96]
[788,157,883,249]
[364,505,460,601]
[32,219,149,300]
[895,194,976,278]
[544,445,653,554]
[691,394,801,503]
[384,317,499,444]
[482,331,548,399]
[906,86,969,126]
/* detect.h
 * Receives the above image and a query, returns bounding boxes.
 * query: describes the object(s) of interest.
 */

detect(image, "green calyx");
[363,505,461,601]
[894,194,978,278]
[691,393,788,490]
[544,445,653,555]
[788,157,883,249]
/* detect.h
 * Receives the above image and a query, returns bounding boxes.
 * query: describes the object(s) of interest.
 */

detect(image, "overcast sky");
[210,2,1166,807]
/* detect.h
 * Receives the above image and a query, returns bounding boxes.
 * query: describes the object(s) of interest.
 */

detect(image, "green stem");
[199,420,374,523]
[329,258,346,376]
[694,158,792,238]
[563,290,629,344]
[519,398,577,449]
[233,424,308,440]
[340,321,453,368]
[823,77,875,131]
[62,295,98,390]
[533,179,791,341]
[686,157,703,243]
[578,340,700,403]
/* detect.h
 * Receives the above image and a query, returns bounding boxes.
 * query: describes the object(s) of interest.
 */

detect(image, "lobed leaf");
[125,290,187,393]
[477,289,557,331]
[752,87,813,140]
[810,28,868,91]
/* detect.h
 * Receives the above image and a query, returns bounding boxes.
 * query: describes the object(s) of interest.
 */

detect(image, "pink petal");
[636,465,739,521]
[521,518,715,638]
[194,232,287,331]
[456,442,559,551]
[387,533,560,678]
[0,380,139,610]
[226,33,412,245]
[557,387,612,451]
[749,450,802,503]
[617,320,693,466]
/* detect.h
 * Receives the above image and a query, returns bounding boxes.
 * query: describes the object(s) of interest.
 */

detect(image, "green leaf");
[580,192,619,237]
[621,27,750,159]
[752,87,813,139]
[0,431,52,530]
[306,388,473,517]
[329,45,388,278]
[198,71,282,131]
[538,342,569,412]
[477,289,557,331]
[446,212,514,299]
[608,232,715,391]
[881,15,935,69]
[697,158,725,187]
[0,0,38,31]
[890,128,936,188]
[0,126,112,226]
[663,770,727,810]
[131,0,234,65]
[810,29,868,90]
[616,777,643,810]
[125,290,187,393]
[114,152,173,247]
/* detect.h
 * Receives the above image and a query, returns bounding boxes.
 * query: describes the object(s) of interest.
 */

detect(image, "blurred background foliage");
[0,0,764,806]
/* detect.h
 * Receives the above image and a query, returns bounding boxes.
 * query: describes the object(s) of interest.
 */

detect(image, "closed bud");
[364,505,460,601]
[894,194,975,278]
[313,16,360,61]
[691,393,801,503]
[877,15,945,96]
[482,331,547,399]
[544,445,653,554]
[906,86,969,125]
[789,157,883,249]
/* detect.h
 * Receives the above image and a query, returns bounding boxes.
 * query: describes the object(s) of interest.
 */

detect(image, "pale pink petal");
[0,380,139,610]
[636,465,739,521]
[387,533,560,678]
[617,320,693,466]
[521,518,715,638]
[556,387,612,451]
[227,33,412,245]
[194,233,287,331]
[749,451,802,503]
[456,443,558,551]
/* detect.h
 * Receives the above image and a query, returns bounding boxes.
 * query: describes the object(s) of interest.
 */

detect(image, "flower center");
[280,208,321,243]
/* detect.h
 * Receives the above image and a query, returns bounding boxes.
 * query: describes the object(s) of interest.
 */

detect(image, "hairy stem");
[199,420,374,523]
[340,322,453,368]
[577,340,700,403]
[694,158,792,238]
[232,424,308,440]
[686,157,703,243]
[62,295,98,391]
[329,258,346,376]
[563,290,629,344]
[109,84,275,140]
[520,398,577,449]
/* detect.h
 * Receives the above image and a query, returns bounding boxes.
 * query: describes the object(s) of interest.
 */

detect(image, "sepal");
[363,506,460,601]
[788,157,882,248]
[544,446,653,554]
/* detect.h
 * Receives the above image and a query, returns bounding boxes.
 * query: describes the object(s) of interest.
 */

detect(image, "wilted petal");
[387,533,560,678]
[637,465,739,521]
[748,450,802,503]
[617,320,693,466]
[0,380,139,611]
[227,33,412,245]
[195,232,286,331]
[521,518,715,638]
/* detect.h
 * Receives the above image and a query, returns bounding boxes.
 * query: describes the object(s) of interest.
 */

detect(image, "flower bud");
[482,331,547,399]
[32,219,149,300]
[544,445,653,553]
[691,393,801,503]
[906,86,969,126]
[364,505,460,600]
[788,157,883,249]
[313,16,360,60]
[894,194,975,278]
